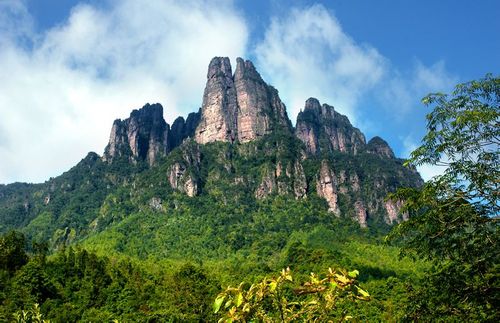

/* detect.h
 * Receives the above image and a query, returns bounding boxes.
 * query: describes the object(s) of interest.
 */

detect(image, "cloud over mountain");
[0,1,457,184]
[0,0,247,183]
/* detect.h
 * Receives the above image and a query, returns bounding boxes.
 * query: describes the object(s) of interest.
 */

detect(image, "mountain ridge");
[0,56,423,249]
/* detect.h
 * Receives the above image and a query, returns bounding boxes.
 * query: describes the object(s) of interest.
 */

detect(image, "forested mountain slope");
[0,57,427,321]
[0,57,422,247]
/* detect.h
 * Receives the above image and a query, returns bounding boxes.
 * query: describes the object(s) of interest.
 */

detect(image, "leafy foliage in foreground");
[214,267,369,322]
[0,229,425,321]
[388,74,499,321]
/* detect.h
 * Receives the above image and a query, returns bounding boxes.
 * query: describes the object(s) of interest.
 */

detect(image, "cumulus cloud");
[381,60,457,120]
[254,4,387,124]
[253,3,457,168]
[0,1,457,184]
[0,0,248,183]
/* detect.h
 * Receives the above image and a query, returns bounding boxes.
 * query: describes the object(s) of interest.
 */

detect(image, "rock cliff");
[103,104,201,166]
[194,57,238,144]
[316,160,340,215]
[255,160,308,200]
[366,136,395,158]
[170,110,201,148]
[295,98,366,155]
[100,57,422,228]
[195,57,292,144]
[234,58,292,142]
[167,142,201,197]
[103,103,170,165]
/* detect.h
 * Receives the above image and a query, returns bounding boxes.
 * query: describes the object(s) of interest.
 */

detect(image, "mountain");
[0,56,422,246]
[0,56,426,321]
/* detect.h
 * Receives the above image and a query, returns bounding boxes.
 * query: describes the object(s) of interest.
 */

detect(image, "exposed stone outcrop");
[366,136,395,159]
[354,201,368,228]
[255,166,276,199]
[195,57,238,144]
[316,160,340,215]
[293,161,307,199]
[195,57,292,144]
[167,142,201,197]
[96,56,423,228]
[103,103,170,166]
[170,110,201,148]
[384,199,408,224]
[350,173,361,192]
[255,160,307,199]
[234,58,270,142]
[235,58,291,142]
[149,197,164,212]
[295,98,366,155]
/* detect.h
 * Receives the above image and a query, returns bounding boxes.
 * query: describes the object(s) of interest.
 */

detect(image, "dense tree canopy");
[388,74,499,321]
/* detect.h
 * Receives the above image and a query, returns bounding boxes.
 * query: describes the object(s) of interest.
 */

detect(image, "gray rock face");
[195,57,238,144]
[316,160,340,215]
[384,199,408,224]
[149,197,164,212]
[295,98,366,155]
[293,161,307,199]
[103,103,170,166]
[195,57,292,144]
[354,201,368,228]
[167,142,201,197]
[235,58,292,142]
[255,160,307,200]
[366,136,395,158]
[170,110,201,148]
[255,166,277,199]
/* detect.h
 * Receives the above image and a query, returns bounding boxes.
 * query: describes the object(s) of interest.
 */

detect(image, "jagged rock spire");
[103,103,201,165]
[194,57,238,144]
[295,98,366,155]
[195,57,292,144]
[103,103,170,166]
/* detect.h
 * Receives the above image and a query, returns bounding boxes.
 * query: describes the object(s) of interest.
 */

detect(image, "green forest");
[0,76,498,322]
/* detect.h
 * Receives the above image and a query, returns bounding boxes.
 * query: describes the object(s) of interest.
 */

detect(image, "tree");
[0,231,28,274]
[214,267,370,322]
[13,303,50,323]
[387,74,499,321]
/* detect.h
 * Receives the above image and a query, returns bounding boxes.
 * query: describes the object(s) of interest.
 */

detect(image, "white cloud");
[0,0,248,184]
[381,60,457,120]
[0,1,460,185]
[254,4,387,124]
[0,0,34,44]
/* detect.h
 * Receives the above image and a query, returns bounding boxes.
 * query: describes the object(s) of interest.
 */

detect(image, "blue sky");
[0,0,498,184]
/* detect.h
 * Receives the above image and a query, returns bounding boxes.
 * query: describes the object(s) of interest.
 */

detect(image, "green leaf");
[356,286,370,298]
[269,281,277,292]
[213,295,225,313]
[235,292,244,307]
[348,270,359,278]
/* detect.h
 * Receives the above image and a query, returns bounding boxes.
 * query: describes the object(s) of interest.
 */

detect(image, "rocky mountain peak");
[103,103,170,165]
[234,57,263,83]
[207,56,233,81]
[195,57,292,144]
[304,97,322,112]
[296,98,366,155]
[366,136,395,158]
[104,103,201,166]
[170,111,201,148]
[194,57,238,144]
